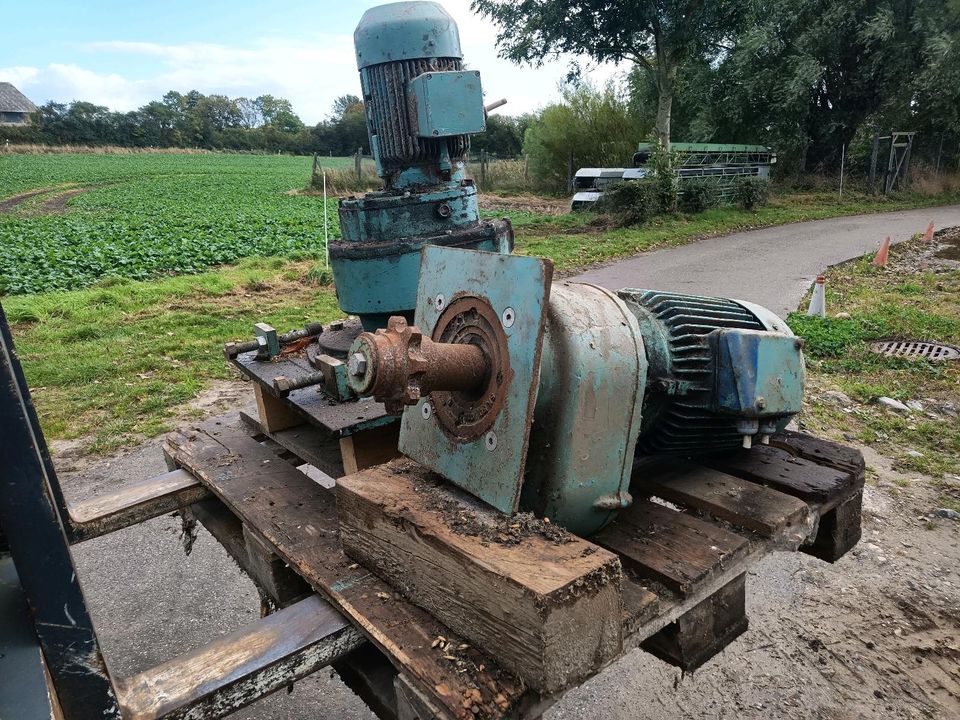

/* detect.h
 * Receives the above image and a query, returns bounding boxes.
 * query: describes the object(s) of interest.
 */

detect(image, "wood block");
[706,445,855,507]
[640,462,811,539]
[804,489,863,562]
[336,460,624,694]
[339,423,401,475]
[641,573,748,671]
[594,499,749,596]
[165,422,527,720]
[253,384,302,433]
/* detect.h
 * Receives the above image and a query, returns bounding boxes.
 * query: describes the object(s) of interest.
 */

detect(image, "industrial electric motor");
[331,2,512,331]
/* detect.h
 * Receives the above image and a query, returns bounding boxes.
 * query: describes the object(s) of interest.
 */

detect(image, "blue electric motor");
[331,2,513,331]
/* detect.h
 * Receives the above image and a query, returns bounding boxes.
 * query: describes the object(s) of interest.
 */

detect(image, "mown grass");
[788,238,960,479]
[3,259,340,453]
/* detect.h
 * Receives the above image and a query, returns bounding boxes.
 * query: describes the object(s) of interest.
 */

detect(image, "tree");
[523,82,643,190]
[472,0,751,149]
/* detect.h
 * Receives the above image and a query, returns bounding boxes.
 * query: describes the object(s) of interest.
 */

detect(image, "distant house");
[0,82,37,126]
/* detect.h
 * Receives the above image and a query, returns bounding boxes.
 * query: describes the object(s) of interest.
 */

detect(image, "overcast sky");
[1,0,625,123]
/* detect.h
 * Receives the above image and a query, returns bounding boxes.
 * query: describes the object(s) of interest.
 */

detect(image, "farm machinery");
[1,3,864,720]
[571,142,777,209]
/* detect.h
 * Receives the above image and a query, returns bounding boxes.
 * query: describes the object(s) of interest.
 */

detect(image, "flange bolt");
[348,352,368,378]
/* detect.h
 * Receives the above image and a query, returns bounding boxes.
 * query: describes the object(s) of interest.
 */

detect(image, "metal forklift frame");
[0,303,121,718]
[0,303,368,720]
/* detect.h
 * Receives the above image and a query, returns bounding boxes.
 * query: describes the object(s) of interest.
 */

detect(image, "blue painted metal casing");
[354,1,462,69]
[409,71,486,137]
[521,283,647,536]
[399,246,554,514]
[332,2,510,330]
[711,329,805,419]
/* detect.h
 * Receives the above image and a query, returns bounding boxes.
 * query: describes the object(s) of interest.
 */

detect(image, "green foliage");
[0,153,341,294]
[648,141,679,213]
[596,180,659,226]
[679,179,719,213]
[523,83,644,191]
[732,177,770,210]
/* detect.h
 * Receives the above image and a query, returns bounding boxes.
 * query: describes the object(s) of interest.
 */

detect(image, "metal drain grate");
[869,340,960,361]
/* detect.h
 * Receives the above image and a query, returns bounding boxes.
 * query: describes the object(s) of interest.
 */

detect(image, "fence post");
[868,134,880,194]
[480,149,487,189]
[355,147,362,184]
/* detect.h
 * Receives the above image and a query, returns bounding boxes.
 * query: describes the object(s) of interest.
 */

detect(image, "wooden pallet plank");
[164,422,524,720]
[706,445,856,507]
[594,500,749,596]
[68,469,209,542]
[337,460,623,694]
[639,462,812,539]
[770,430,866,476]
[240,411,345,479]
[115,595,363,720]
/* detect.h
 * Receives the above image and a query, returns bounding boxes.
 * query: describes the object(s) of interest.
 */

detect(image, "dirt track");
[0,186,90,214]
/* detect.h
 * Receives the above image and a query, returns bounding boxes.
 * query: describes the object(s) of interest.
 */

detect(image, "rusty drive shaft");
[346,316,488,414]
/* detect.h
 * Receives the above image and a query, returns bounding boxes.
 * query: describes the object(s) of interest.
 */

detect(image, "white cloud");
[3,3,629,123]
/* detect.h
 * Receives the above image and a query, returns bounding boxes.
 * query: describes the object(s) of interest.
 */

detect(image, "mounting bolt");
[421,402,433,420]
[484,431,498,451]
[348,352,367,377]
[501,307,515,328]
[434,294,446,311]
[436,202,452,219]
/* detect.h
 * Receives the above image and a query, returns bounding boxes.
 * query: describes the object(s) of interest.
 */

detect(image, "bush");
[679,179,718,213]
[597,180,659,226]
[732,177,770,210]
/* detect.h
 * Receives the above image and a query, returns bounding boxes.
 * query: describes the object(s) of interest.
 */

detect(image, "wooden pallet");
[162,411,864,720]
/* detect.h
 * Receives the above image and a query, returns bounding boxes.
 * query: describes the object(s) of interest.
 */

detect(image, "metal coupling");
[347,316,488,415]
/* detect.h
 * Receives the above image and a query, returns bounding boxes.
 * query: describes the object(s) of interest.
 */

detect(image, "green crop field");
[0,152,349,294]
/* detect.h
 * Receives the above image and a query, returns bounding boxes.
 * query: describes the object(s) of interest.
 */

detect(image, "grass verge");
[515,188,960,272]
[3,259,340,453]
[788,233,960,486]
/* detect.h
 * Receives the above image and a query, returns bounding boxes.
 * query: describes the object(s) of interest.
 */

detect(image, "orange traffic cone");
[923,221,934,242]
[872,236,891,267]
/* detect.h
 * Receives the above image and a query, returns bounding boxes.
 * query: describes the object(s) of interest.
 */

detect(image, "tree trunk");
[654,63,676,151]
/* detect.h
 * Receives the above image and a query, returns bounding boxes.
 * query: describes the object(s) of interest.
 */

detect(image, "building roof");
[0,83,37,114]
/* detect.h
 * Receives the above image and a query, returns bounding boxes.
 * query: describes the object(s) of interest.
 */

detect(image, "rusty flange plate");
[399,246,554,514]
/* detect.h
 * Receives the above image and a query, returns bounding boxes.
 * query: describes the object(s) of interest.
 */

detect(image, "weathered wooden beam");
[114,595,364,720]
[68,469,209,542]
[336,460,624,694]
[594,499,749,596]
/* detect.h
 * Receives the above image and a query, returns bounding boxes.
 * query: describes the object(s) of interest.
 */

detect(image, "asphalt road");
[60,207,960,719]
[572,205,960,317]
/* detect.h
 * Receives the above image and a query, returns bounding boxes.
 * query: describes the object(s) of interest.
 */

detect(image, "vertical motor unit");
[331,1,513,331]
